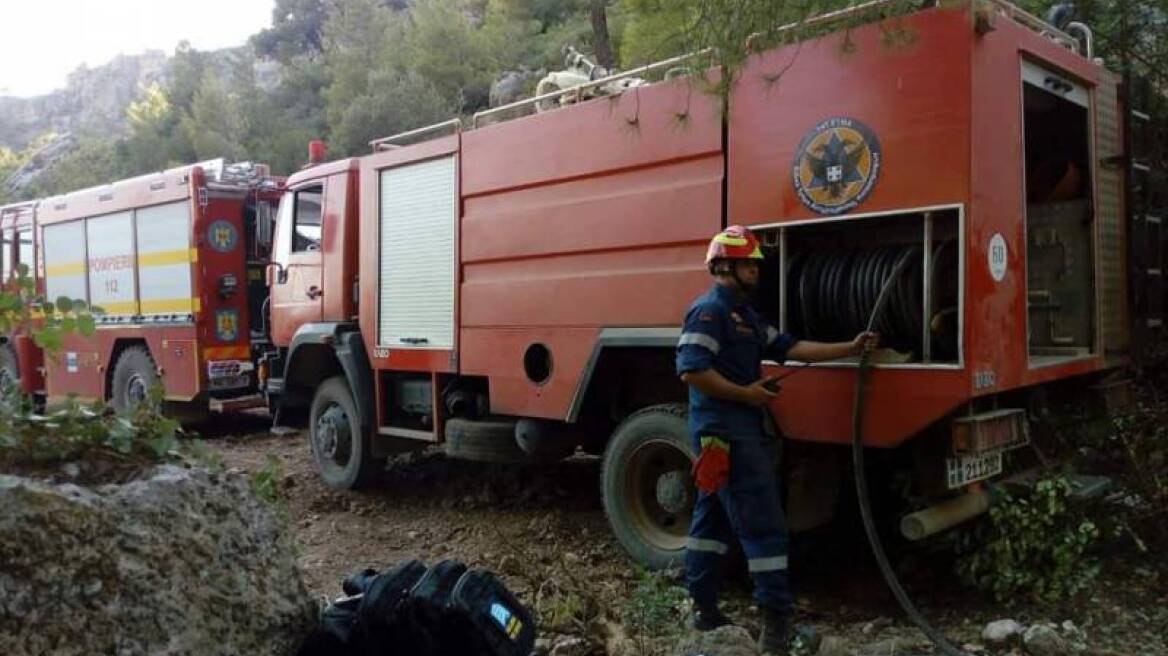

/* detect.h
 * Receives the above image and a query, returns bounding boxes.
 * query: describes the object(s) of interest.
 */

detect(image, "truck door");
[271,184,324,345]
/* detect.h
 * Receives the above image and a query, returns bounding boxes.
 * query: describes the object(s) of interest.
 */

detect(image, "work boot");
[758,608,792,656]
[692,603,732,631]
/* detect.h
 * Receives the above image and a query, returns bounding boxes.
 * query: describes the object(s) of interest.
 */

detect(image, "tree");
[122,84,190,174]
[330,71,459,156]
[398,0,496,111]
[254,0,331,64]
[322,0,395,133]
[181,74,248,162]
[590,0,614,68]
[29,139,125,198]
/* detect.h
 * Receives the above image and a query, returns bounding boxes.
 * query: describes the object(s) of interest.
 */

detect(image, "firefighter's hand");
[851,331,880,355]
[692,437,730,494]
[741,378,779,407]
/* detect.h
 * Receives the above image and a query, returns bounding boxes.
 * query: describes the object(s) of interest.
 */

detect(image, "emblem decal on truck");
[207,220,237,253]
[792,117,881,216]
[215,309,239,342]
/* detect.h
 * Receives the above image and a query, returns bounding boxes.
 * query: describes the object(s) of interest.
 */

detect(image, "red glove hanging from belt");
[692,436,730,494]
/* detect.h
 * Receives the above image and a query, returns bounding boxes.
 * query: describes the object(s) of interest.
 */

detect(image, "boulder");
[982,619,1025,645]
[0,465,316,656]
[676,625,759,656]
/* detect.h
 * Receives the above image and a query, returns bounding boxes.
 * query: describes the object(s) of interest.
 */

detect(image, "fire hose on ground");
[850,248,971,656]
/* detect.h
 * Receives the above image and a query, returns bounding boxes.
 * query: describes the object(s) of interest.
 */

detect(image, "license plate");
[946,450,1003,489]
[208,374,249,391]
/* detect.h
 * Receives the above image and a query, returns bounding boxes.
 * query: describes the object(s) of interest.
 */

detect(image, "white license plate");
[946,450,1003,489]
[209,374,250,391]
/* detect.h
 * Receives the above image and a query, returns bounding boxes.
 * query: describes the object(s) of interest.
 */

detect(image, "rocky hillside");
[0,51,169,151]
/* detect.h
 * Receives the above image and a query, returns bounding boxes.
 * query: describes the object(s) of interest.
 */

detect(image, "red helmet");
[705,225,764,265]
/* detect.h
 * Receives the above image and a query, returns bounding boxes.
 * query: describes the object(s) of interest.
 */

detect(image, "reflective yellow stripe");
[45,262,85,276]
[203,345,249,360]
[138,248,198,267]
[139,298,198,314]
[99,301,139,314]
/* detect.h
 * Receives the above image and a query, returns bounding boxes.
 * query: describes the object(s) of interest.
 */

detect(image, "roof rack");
[368,0,1087,150]
[472,49,708,128]
[369,119,462,152]
[0,201,37,227]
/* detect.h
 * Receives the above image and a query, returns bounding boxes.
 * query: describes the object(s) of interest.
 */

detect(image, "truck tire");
[445,417,529,464]
[310,376,384,489]
[0,343,19,390]
[111,346,159,413]
[601,403,695,570]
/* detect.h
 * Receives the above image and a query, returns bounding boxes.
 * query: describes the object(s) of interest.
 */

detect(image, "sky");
[0,0,275,98]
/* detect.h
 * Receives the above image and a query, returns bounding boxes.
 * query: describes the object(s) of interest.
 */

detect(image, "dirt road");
[206,418,1167,655]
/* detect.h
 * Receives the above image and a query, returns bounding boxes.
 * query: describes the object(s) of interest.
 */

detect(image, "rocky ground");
[201,413,1168,656]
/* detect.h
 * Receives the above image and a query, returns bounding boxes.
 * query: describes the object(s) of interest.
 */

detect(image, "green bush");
[956,476,1100,602]
[0,267,184,470]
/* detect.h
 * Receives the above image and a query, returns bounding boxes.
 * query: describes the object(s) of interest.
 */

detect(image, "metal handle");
[306,286,322,299]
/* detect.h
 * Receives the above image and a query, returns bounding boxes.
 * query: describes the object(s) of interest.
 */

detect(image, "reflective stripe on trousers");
[685,432,792,614]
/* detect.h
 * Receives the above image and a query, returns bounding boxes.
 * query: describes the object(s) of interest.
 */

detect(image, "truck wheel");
[601,403,694,570]
[111,346,159,413]
[310,376,383,489]
[445,417,530,464]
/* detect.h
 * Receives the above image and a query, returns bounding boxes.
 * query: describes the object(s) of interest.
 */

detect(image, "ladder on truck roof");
[367,0,1088,151]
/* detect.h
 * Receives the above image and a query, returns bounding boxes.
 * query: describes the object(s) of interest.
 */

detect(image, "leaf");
[77,314,96,336]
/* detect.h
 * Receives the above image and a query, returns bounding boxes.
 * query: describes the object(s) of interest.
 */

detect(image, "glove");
[692,436,730,494]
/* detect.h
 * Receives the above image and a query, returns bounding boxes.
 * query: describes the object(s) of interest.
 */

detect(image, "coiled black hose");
[786,242,957,357]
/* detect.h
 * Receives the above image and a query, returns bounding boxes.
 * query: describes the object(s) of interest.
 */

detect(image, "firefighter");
[676,225,877,655]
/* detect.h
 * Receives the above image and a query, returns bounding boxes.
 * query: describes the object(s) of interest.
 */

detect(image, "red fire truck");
[261,0,1165,568]
[0,160,281,416]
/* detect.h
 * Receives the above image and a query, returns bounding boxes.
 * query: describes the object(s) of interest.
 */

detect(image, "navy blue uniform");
[676,283,797,615]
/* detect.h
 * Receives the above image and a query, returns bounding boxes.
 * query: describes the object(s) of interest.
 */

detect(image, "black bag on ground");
[449,568,536,656]
[296,558,536,656]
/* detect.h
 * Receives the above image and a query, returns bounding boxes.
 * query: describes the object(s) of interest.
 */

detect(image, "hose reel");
[785,241,958,358]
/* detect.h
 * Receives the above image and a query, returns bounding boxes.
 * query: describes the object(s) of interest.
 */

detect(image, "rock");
[499,554,522,576]
[675,625,759,656]
[550,635,591,656]
[60,462,81,479]
[862,617,892,635]
[1060,620,1087,645]
[0,466,316,656]
[1023,624,1074,656]
[983,619,1025,645]
[533,636,553,656]
[817,636,855,656]
[792,625,822,653]
[859,637,915,655]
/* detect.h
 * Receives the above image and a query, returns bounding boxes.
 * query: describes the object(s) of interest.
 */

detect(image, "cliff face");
[0,51,169,151]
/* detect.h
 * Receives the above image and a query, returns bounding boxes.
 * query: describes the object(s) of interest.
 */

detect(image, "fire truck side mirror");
[266,262,287,286]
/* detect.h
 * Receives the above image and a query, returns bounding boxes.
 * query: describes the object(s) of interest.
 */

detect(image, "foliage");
[0,267,185,471]
[253,0,332,64]
[331,71,459,155]
[0,391,181,467]
[0,265,98,352]
[956,475,1101,602]
[619,567,687,644]
[251,454,286,504]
